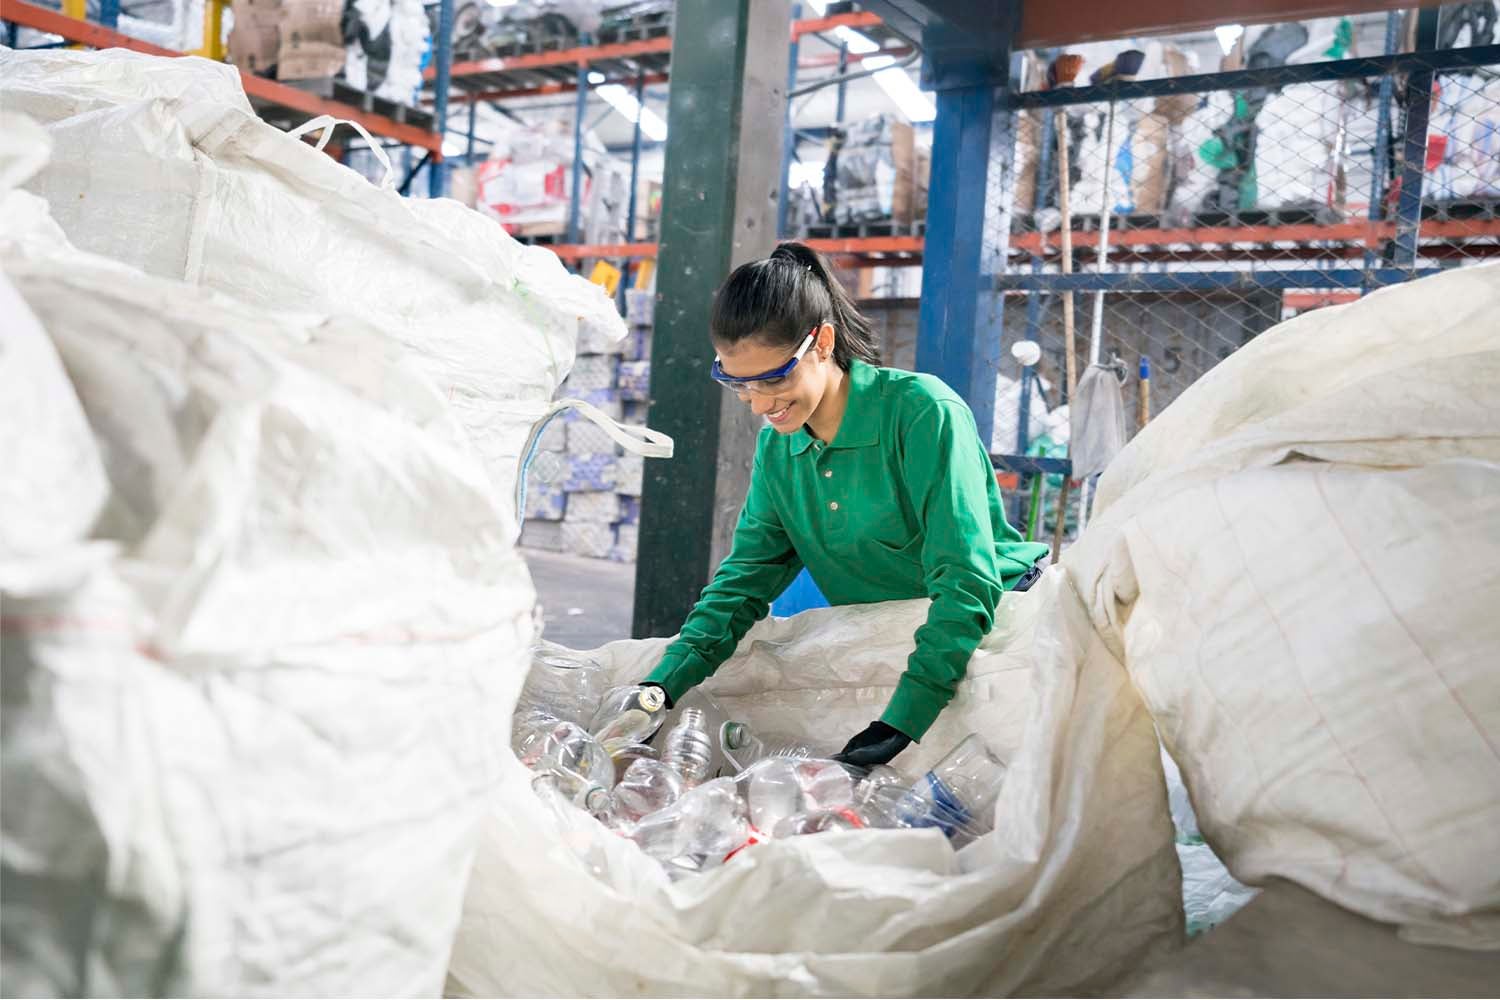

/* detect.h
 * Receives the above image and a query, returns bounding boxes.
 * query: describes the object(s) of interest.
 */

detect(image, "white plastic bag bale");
[448,569,1185,997]
[1,163,535,994]
[0,46,626,522]
[0,114,107,558]
[1068,263,1500,950]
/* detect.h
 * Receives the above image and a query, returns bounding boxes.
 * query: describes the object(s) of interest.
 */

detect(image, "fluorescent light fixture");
[442,136,469,158]
[802,0,934,122]
[484,0,517,7]
[789,159,827,189]
[587,70,605,84]
[1214,24,1244,55]
[596,83,668,141]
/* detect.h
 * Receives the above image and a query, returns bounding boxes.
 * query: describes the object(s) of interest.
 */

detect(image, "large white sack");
[0,46,625,522]
[448,569,1185,997]
[1067,263,1500,949]
[1,177,534,994]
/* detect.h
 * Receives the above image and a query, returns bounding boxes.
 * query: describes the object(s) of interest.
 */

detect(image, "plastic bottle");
[719,720,818,773]
[853,764,907,804]
[610,757,684,825]
[797,760,856,813]
[896,733,1007,848]
[629,777,748,876]
[741,757,804,834]
[588,684,668,754]
[516,645,608,728]
[515,717,615,815]
[772,807,867,838]
[660,708,714,787]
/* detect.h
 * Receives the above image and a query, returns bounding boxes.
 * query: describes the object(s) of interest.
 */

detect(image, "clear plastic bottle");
[797,760,856,813]
[853,764,907,804]
[661,708,715,788]
[515,645,608,728]
[741,757,804,834]
[515,717,615,815]
[588,684,668,754]
[895,733,1007,848]
[719,721,817,773]
[609,757,684,825]
[629,777,748,875]
[773,807,867,838]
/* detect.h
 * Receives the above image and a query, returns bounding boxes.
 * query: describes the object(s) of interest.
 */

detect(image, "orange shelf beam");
[0,0,443,154]
[537,219,1497,264]
[447,71,670,104]
[435,36,673,81]
[792,10,883,39]
[435,10,886,83]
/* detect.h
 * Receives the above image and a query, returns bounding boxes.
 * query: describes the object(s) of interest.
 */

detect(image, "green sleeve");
[645,446,803,702]
[879,401,1005,741]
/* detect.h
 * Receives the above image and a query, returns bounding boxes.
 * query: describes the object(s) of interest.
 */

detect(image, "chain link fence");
[984,8,1500,549]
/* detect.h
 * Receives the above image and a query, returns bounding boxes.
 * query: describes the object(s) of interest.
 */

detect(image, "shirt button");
[829,501,839,511]
[823,470,833,478]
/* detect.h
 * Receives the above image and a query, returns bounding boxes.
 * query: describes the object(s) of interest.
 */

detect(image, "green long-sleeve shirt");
[646,361,1049,740]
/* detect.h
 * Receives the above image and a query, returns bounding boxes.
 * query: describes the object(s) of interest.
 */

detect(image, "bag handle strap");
[515,399,674,518]
[287,115,394,190]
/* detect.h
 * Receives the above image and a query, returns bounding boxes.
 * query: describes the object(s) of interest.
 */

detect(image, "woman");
[644,242,1050,767]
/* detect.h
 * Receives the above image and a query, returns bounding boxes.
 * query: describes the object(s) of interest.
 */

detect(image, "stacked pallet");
[520,288,654,562]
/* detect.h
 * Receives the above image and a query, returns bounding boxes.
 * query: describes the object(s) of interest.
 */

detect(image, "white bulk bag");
[1,165,533,994]
[448,569,1184,997]
[0,47,626,521]
[1069,263,1500,949]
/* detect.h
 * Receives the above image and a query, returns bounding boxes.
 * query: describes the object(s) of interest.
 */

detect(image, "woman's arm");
[880,400,1006,741]
[645,446,803,701]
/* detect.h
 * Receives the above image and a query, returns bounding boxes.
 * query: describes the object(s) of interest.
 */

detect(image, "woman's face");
[714,323,836,434]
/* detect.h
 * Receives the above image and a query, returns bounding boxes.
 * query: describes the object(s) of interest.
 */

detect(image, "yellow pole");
[197,0,227,60]
[62,0,86,48]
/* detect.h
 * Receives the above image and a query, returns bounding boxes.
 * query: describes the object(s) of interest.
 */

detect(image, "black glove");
[834,721,912,767]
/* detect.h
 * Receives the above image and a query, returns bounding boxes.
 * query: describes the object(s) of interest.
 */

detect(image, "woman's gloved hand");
[834,721,912,767]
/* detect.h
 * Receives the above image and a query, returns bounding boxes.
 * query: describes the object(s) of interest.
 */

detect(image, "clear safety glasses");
[709,330,816,396]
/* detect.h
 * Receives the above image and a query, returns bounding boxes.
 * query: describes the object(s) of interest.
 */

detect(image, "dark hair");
[709,241,881,370]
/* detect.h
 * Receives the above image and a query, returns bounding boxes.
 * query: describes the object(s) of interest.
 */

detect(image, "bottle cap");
[721,721,748,750]
[638,686,666,712]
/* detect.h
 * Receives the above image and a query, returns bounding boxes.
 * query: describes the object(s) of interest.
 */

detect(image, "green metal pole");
[632,0,792,638]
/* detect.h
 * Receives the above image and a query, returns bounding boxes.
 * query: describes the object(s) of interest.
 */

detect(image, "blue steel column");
[98,0,121,29]
[466,97,477,162]
[428,0,454,198]
[1392,7,1441,270]
[619,70,646,312]
[1362,10,1401,281]
[776,4,801,239]
[1017,107,1056,456]
[915,84,999,442]
[567,64,590,244]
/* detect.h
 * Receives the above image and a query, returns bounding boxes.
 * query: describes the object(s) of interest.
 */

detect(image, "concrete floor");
[520,547,637,651]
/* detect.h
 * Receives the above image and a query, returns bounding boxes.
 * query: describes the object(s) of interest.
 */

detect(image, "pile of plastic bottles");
[513,646,1009,879]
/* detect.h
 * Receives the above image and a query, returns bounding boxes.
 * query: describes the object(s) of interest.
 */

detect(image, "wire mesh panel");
[983,11,1500,551]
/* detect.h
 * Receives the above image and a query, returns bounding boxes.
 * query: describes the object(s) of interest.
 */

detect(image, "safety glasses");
[710,330,817,395]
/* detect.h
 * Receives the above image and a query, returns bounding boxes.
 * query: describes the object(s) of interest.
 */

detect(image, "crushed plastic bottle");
[853,763,907,804]
[894,733,1007,848]
[660,708,715,788]
[629,777,748,876]
[610,757,684,825]
[719,720,818,772]
[797,760,855,813]
[588,685,668,754]
[772,807,868,838]
[516,645,608,728]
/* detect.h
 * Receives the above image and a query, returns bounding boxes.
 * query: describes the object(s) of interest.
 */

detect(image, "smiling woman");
[640,242,1050,768]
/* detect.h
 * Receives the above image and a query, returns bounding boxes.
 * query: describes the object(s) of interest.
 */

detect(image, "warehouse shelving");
[0,0,446,154]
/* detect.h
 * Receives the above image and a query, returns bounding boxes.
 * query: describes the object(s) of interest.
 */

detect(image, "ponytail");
[710,241,882,370]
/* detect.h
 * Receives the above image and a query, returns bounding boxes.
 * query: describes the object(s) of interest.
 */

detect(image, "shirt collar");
[790,360,880,455]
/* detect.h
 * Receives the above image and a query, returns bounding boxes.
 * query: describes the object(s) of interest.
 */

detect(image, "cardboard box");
[891,120,930,226]
[228,0,281,76]
[277,0,344,81]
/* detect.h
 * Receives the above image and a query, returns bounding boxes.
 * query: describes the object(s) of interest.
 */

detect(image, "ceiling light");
[865,56,935,122]
[596,84,668,141]
[587,70,605,84]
